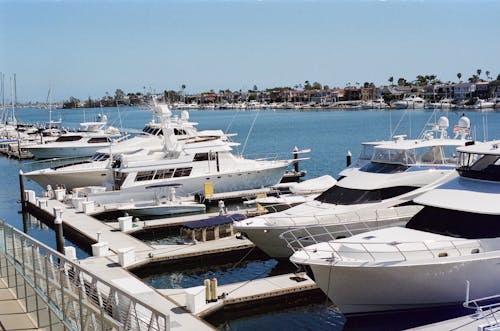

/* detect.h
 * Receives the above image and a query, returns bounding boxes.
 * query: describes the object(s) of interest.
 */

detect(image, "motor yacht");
[23,105,227,190]
[290,140,500,314]
[360,98,388,110]
[471,98,495,110]
[24,114,122,159]
[234,116,473,258]
[424,98,454,110]
[87,128,295,204]
[392,95,426,109]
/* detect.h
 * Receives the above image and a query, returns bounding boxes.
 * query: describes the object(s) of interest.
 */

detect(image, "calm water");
[2,106,499,330]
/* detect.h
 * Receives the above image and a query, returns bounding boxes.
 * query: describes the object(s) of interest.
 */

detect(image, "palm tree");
[181,84,186,103]
[388,76,394,86]
[486,71,491,81]
[457,72,462,82]
[476,69,482,79]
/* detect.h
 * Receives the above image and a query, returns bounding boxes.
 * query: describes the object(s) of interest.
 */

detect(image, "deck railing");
[282,222,484,263]
[0,219,169,330]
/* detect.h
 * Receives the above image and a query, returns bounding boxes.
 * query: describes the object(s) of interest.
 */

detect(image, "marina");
[1,107,500,331]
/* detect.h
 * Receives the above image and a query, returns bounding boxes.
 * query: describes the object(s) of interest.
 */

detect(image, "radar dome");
[438,116,449,129]
[458,116,471,129]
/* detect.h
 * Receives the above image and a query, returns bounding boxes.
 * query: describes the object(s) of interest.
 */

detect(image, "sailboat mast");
[1,72,5,124]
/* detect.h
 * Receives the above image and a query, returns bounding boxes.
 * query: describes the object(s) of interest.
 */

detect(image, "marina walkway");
[0,278,39,331]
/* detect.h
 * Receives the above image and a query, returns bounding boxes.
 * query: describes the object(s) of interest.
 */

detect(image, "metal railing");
[21,156,90,173]
[265,204,423,228]
[0,220,169,330]
[283,222,484,263]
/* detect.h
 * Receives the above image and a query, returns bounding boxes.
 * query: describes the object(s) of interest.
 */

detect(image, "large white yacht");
[392,95,426,109]
[290,140,500,314]
[234,116,473,258]
[23,106,226,190]
[24,114,122,159]
[87,128,294,203]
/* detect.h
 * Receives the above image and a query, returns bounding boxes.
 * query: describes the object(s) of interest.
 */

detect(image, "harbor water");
[1,107,499,330]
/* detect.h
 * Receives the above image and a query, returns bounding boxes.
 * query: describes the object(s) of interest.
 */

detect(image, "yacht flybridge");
[24,114,122,159]
[234,116,473,258]
[24,105,230,190]
[289,140,500,314]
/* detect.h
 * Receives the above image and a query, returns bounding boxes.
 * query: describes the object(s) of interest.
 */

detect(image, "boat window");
[114,172,128,189]
[152,128,161,136]
[314,185,417,205]
[91,153,110,161]
[416,146,444,164]
[173,167,192,177]
[372,148,416,165]
[55,135,82,142]
[154,168,175,180]
[359,145,376,160]
[88,137,111,144]
[457,152,500,181]
[174,128,187,135]
[360,162,409,174]
[193,153,216,162]
[135,170,155,181]
[407,206,500,239]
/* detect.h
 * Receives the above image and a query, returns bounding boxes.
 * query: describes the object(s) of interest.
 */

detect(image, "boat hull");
[25,168,111,190]
[308,254,500,314]
[89,164,289,204]
[238,216,409,258]
[26,144,111,159]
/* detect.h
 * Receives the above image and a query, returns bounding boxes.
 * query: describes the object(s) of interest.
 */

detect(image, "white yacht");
[290,140,500,314]
[87,129,294,204]
[23,106,225,190]
[361,98,388,110]
[234,116,473,258]
[471,98,495,110]
[24,114,122,159]
[392,95,426,109]
[424,98,454,110]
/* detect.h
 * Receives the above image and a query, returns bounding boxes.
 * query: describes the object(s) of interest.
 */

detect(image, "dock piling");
[53,207,65,254]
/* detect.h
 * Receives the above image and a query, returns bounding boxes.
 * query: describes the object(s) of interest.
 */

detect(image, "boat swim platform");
[158,273,320,318]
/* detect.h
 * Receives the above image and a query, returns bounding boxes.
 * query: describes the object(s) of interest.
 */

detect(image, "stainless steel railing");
[0,220,169,330]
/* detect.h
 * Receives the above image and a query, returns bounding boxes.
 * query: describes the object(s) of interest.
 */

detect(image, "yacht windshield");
[314,185,417,205]
[360,162,409,174]
[406,206,500,239]
[372,148,416,165]
[359,144,376,160]
[457,152,500,181]
[91,153,110,161]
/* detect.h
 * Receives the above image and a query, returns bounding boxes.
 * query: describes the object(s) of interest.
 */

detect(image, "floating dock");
[21,188,323,330]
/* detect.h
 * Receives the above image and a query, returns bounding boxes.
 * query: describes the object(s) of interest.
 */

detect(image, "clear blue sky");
[1,0,499,102]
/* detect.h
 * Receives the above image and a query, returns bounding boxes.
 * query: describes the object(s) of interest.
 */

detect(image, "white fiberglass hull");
[307,254,500,314]
[89,164,288,204]
[26,144,111,159]
[237,213,411,258]
[25,167,111,190]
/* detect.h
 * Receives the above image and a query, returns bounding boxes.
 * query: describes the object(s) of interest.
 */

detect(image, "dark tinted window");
[315,185,417,205]
[360,162,409,174]
[135,171,155,181]
[55,135,82,142]
[174,128,187,135]
[88,137,110,143]
[173,167,192,177]
[193,153,216,162]
[407,206,500,239]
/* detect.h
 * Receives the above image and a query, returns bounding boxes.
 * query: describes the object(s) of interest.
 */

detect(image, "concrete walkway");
[0,278,39,331]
